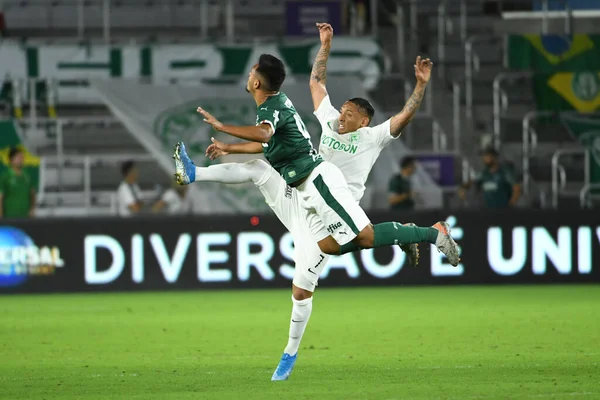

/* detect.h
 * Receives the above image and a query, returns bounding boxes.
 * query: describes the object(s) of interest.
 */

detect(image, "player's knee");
[354,225,375,248]
[292,285,313,301]
[318,237,340,255]
[244,159,269,174]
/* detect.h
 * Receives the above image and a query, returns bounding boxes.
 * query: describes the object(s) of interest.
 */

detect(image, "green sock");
[339,242,361,255]
[373,222,438,247]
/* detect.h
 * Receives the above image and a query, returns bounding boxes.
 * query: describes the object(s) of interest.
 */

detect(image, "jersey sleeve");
[373,119,398,148]
[313,95,340,125]
[256,106,283,134]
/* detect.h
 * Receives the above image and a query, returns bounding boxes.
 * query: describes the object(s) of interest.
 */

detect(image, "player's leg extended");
[173,141,271,186]
[301,162,459,266]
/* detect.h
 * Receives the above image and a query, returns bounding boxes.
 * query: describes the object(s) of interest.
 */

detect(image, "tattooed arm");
[310,23,333,111]
[389,56,433,138]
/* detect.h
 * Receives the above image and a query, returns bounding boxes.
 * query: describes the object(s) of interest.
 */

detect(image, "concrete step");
[443,42,503,65]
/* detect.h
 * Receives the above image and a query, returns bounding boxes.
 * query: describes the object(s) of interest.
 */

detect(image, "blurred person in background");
[152,184,192,215]
[388,156,416,211]
[117,160,143,217]
[0,147,36,218]
[459,147,521,208]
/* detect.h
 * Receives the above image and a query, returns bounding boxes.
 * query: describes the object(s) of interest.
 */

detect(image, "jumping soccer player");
[174,23,459,381]
[183,56,458,262]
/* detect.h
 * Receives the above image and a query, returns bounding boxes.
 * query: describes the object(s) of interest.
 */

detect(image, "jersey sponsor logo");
[285,185,293,199]
[327,222,343,234]
[321,136,358,154]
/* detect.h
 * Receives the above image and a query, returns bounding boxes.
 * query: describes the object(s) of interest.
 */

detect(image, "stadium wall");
[0,210,598,293]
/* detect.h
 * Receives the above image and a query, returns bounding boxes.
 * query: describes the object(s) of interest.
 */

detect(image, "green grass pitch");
[1,285,599,399]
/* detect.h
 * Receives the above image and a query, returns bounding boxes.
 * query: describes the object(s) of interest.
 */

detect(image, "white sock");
[283,296,313,356]
[194,160,270,185]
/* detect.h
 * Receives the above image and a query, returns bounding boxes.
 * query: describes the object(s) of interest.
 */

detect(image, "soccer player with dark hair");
[174,23,459,380]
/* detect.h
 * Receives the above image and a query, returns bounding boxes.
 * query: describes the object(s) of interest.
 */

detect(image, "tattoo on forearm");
[392,84,426,135]
[311,44,331,84]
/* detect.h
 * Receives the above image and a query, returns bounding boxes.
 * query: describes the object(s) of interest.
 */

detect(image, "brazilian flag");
[534,71,600,113]
[509,34,600,72]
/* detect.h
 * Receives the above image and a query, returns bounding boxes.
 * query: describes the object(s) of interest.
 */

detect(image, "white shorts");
[256,165,329,292]
[296,161,371,246]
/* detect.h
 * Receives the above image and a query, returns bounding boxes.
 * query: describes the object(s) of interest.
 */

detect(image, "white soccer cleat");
[432,221,460,266]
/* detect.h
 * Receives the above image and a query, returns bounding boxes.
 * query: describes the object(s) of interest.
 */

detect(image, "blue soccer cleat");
[173,141,196,185]
[271,353,297,381]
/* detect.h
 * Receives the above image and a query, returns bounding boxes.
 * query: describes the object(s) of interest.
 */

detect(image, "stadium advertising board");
[0,210,598,293]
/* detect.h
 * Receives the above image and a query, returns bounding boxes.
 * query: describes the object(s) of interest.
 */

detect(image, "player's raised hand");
[414,56,433,85]
[205,137,230,160]
[316,22,333,44]
[197,107,224,131]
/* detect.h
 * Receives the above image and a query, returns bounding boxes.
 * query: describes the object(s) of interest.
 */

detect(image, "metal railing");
[492,71,533,148]
[550,148,588,208]
[2,0,381,43]
[452,81,461,153]
[436,0,469,80]
[580,183,600,208]
[464,35,503,120]
[521,111,554,195]
[39,153,158,212]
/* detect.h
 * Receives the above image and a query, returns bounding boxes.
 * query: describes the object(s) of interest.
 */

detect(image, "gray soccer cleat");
[432,221,460,266]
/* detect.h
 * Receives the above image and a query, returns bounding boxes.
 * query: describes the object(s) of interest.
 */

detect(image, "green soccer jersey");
[0,168,33,218]
[256,92,322,185]
[477,164,518,208]
[388,174,414,210]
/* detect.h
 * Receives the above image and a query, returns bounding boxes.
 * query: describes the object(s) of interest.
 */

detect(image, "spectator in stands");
[459,147,522,208]
[388,156,416,211]
[117,160,143,217]
[0,147,36,218]
[152,184,193,215]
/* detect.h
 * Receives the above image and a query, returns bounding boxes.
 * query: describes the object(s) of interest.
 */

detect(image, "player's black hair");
[347,97,375,122]
[121,160,135,177]
[256,54,286,92]
[400,156,416,170]
[8,146,23,161]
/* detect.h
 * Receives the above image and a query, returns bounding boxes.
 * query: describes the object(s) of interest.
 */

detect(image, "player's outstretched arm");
[197,107,273,143]
[389,56,433,138]
[310,22,333,111]
[205,137,263,161]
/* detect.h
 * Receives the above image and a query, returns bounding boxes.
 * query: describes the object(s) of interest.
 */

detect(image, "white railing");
[550,148,588,208]
[464,35,503,119]
[492,71,533,147]
[39,153,159,213]
[3,0,380,43]
[580,183,600,208]
[436,0,468,80]
[452,80,461,153]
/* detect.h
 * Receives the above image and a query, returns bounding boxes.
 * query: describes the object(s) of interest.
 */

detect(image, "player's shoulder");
[357,125,384,142]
